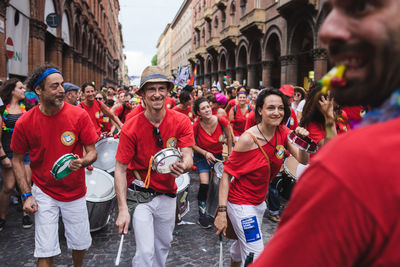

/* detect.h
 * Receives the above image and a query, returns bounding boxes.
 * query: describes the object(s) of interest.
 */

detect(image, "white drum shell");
[176,173,190,218]
[85,168,116,232]
[93,137,119,173]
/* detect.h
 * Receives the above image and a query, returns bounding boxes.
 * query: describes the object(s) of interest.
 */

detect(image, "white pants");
[132,194,176,267]
[32,185,91,258]
[227,201,266,266]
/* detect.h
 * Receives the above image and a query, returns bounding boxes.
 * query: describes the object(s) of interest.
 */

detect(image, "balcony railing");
[239,9,266,33]
[220,25,239,41]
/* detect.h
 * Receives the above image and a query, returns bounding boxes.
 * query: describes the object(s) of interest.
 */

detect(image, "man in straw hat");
[253,0,400,265]
[11,64,98,266]
[114,65,194,266]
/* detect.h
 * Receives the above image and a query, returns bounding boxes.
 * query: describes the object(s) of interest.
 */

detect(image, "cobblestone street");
[0,172,278,267]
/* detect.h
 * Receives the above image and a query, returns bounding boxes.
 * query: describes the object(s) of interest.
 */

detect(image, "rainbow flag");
[188,66,197,86]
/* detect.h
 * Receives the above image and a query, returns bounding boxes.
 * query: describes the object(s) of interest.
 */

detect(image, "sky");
[118,0,184,84]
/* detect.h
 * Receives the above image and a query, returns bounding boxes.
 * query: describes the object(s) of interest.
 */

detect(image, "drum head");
[51,153,75,180]
[284,156,298,179]
[93,137,119,172]
[155,155,181,174]
[214,162,224,178]
[85,168,115,202]
[175,173,190,192]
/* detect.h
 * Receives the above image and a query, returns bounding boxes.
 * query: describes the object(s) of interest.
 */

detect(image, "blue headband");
[140,74,169,88]
[33,68,61,89]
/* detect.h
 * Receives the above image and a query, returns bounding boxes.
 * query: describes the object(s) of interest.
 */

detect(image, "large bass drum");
[85,168,116,232]
[207,161,224,218]
[176,173,190,221]
[93,137,119,173]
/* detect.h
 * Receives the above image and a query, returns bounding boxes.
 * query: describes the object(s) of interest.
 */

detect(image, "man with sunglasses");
[114,65,194,266]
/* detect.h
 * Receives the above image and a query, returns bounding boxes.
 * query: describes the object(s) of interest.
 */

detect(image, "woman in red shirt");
[214,89,309,266]
[79,82,123,137]
[229,91,253,142]
[192,97,232,229]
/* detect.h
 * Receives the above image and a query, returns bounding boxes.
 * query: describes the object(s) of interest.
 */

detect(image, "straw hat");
[138,66,174,95]
[231,81,241,88]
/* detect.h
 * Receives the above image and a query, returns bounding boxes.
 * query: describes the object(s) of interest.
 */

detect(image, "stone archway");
[249,40,262,89]
[290,21,314,87]
[237,45,247,86]
[227,51,236,84]
[265,33,281,88]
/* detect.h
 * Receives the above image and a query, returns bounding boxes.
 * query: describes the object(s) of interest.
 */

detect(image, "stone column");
[235,66,244,85]
[262,60,274,87]
[81,56,88,83]
[247,63,257,89]
[28,19,46,72]
[205,74,211,88]
[62,47,74,82]
[280,55,297,85]
[73,50,82,86]
[312,48,328,82]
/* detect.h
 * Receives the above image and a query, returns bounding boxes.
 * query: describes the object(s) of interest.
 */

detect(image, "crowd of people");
[1,0,400,265]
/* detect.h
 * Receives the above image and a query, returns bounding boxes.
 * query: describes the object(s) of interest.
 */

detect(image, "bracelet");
[217,205,227,212]
[0,155,7,161]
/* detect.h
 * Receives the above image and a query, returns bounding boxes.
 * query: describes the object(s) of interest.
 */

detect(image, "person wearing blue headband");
[11,64,98,266]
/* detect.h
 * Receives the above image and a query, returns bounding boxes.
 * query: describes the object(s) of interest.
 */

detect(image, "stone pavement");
[0,172,278,267]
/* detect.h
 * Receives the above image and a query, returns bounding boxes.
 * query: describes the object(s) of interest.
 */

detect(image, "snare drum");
[176,173,190,219]
[152,148,181,174]
[85,168,116,232]
[287,131,318,154]
[283,156,299,180]
[93,137,119,173]
[207,161,224,218]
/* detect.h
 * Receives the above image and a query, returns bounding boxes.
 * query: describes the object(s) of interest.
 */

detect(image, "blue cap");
[64,83,80,92]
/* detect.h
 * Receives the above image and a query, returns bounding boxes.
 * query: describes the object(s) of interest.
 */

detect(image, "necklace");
[2,101,26,132]
[257,124,277,153]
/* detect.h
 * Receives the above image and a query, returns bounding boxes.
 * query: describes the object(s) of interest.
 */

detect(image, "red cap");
[280,84,294,97]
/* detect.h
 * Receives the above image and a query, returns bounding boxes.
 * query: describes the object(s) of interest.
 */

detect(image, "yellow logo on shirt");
[189,112,193,118]
[166,137,178,148]
[218,134,224,143]
[275,145,285,159]
[61,131,76,146]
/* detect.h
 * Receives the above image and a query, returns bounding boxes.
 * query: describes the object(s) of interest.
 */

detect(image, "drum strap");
[144,156,154,188]
[247,132,271,176]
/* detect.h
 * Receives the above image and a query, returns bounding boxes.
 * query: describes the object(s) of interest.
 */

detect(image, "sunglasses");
[95,97,103,100]
[153,127,163,148]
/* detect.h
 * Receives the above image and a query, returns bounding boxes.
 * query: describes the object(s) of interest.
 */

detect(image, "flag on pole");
[188,66,197,86]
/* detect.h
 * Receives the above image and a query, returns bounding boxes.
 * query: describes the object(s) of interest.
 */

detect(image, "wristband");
[0,155,7,161]
[21,192,32,201]
[217,205,227,212]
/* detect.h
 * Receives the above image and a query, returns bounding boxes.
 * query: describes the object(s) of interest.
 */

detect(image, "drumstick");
[219,234,223,267]
[115,234,124,266]
[133,170,142,181]
[214,158,223,163]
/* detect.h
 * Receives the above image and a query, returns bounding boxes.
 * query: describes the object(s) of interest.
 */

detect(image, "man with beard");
[252,1,400,266]
[11,65,98,267]
[114,66,194,266]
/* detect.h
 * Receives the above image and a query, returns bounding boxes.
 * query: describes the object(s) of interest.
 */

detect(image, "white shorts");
[32,184,92,258]
[227,201,266,265]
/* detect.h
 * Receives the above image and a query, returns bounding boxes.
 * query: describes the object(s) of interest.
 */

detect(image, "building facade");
[170,0,192,77]
[156,24,172,77]
[158,0,328,89]
[0,0,126,88]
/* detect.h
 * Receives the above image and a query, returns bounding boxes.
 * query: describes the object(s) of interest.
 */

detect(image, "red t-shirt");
[165,96,176,109]
[262,126,290,179]
[116,109,194,193]
[245,110,257,130]
[228,98,250,107]
[125,104,145,122]
[230,104,252,137]
[80,100,102,136]
[286,108,299,131]
[11,103,98,201]
[172,105,194,122]
[306,122,326,145]
[114,104,132,123]
[252,117,400,267]
[224,143,271,205]
[193,116,229,154]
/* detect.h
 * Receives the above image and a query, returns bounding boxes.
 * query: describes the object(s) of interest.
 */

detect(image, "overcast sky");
[119,0,184,83]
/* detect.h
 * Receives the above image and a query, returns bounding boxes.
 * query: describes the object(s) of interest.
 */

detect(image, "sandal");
[267,213,280,223]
